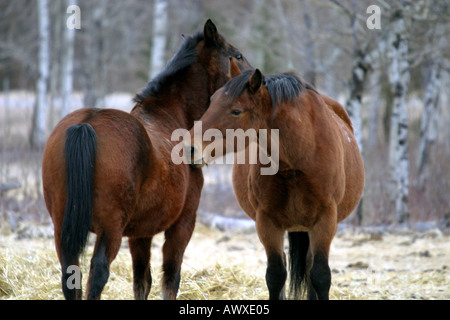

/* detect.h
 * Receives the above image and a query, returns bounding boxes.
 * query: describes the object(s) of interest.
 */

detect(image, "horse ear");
[204,19,219,46]
[228,57,242,78]
[249,69,264,94]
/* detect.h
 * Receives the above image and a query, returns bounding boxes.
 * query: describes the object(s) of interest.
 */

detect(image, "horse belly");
[243,170,320,231]
[337,143,365,222]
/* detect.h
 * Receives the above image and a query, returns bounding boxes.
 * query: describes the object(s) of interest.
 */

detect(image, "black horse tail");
[61,123,96,297]
[288,231,309,299]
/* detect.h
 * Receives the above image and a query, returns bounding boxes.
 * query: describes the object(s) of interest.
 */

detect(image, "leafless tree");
[30,0,50,149]
[149,0,168,80]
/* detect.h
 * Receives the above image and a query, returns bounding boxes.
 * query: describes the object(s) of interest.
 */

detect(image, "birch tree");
[326,0,378,154]
[48,1,63,130]
[327,0,381,224]
[30,0,50,149]
[82,1,104,108]
[387,5,411,224]
[149,0,168,80]
[346,53,371,155]
[60,0,77,118]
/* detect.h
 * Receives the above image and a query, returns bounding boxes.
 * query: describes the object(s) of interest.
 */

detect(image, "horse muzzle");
[184,144,206,168]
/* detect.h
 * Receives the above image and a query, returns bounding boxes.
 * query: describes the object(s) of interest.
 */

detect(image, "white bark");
[48,0,62,130]
[60,0,77,118]
[346,98,363,153]
[31,0,50,148]
[345,52,371,155]
[149,0,168,80]
[387,8,410,224]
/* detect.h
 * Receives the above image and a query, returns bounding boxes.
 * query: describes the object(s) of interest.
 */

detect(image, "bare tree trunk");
[96,0,108,108]
[346,49,371,155]
[60,0,77,118]
[345,50,371,226]
[30,0,50,149]
[368,69,381,148]
[48,1,63,130]
[82,3,101,107]
[387,7,410,225]
[417,59,441,188]
[149,0,168,80]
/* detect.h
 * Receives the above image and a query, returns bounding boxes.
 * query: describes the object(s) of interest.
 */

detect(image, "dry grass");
[0,223,449,300]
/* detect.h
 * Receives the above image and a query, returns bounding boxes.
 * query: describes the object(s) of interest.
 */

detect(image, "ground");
[0,223,448,300]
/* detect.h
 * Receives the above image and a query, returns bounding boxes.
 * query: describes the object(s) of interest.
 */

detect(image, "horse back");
[320,95,353,133]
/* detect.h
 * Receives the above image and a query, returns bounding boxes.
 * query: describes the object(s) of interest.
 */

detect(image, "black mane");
[134,32,204,103]
[224,71,317,107]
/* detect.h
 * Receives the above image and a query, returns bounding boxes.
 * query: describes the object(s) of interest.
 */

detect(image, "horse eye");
[235,54,243,61]
[231,109,242,116]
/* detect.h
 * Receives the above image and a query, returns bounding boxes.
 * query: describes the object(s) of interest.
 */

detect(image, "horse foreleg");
[129,237,153,300]
[256,214,287,300]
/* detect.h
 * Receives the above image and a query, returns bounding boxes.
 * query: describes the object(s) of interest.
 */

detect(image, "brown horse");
[186,65,365,299]
[42,20,252,300]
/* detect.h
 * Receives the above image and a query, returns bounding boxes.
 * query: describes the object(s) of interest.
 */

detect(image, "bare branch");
[327,0,352,19]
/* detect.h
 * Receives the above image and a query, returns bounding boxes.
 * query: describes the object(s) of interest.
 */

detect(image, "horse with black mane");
[186,63,365,300]
[42,20,252,300]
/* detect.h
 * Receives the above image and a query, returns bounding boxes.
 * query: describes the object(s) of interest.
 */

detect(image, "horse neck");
[176,68,212,128]
[135,66,213,133]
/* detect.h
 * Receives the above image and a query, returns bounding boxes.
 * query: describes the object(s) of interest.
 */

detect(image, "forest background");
[0,0,449,230]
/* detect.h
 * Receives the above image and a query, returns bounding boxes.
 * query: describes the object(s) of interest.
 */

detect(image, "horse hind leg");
[307,205,338,300]
[305,248,317,300]
[129,237,153,300]
[86,231,122,300]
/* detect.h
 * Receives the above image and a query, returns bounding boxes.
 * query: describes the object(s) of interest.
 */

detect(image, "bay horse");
[186,65,365,299]
[42,20,252,300]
